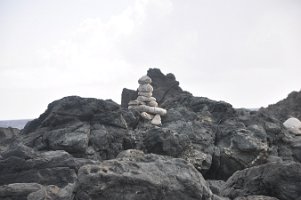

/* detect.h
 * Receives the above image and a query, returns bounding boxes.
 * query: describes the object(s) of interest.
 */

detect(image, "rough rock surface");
[0,127,20,152]
[75,149,213,200]
[121,88,138,109]
[234,196,279,200]
[21,96,140,159]
[0,68,300,200]
[0,144,95,187]
[263,90,301,122]
[221,161,301,200]
[207,180,226,196]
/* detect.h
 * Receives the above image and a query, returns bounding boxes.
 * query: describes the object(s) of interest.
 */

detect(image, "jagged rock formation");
[0,68,301,200]
[263,90,301,122]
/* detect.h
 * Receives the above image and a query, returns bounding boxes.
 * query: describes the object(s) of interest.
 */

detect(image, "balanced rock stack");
[128,75,167,125]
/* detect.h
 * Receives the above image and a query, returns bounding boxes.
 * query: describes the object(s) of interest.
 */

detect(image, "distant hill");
[0,119,31,130]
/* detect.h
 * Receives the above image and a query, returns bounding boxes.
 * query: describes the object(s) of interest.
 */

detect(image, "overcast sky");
[0,0,301,120]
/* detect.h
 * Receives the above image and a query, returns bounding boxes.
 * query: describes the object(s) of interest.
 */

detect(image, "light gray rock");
[138,91,153,97]
[283,117,301,135]
[27,183,75,200]
[148,100,158,107]
[128,99,145,105]
[138,84,153,93]
[129,105,167,116]
[151,114,161,125]
[137,96,156,102]
[138,75,152,84]
[140,112,154,120]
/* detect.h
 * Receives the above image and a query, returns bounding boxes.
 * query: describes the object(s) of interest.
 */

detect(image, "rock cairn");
[128,75,167,125]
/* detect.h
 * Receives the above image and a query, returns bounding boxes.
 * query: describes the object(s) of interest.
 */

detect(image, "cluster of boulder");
[128,75,167,125]
[0,68,301,200]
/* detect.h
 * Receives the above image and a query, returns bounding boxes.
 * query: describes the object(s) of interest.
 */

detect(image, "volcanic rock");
[221,161,301,200]
[75,149,213,200]
[263,90,301,122]
[21,96,139,159]
[1,68,301,200]
[234,196,279,200]
[0,127,20,152]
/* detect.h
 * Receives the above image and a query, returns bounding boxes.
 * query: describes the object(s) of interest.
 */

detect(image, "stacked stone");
[128,75,167,125]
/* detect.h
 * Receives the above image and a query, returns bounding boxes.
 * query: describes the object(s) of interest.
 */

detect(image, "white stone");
[283,117,301,135]
[138,92,152,97]
[133,105,167,116]
[137,96,156,102]
[128,74,167,126]
[140,112,154,120]
[138,84,153,93]
[128,100,145,106]
[148,101,158,107]
[151,114,161,125]
[138,75,152,84]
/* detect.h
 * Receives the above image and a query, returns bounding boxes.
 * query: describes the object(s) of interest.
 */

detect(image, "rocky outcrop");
[121,68,190,108]
[263,90,301,122]
[0,68,300,200]
[21,96,140,159]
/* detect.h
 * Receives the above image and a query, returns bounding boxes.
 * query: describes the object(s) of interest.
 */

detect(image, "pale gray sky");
[1,0,301,120]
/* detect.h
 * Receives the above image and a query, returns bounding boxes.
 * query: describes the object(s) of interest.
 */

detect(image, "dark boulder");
[121,88,138,109]
[75,149,213,200]
[21,96,139,159]
[221,161,301,200]
[22,96,121,133]
[143,127,191,157]
[147,68,190,104]
[0,144,95,187]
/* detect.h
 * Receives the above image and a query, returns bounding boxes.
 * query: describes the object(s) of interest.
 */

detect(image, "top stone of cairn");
[138,75,152,84]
